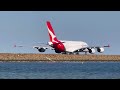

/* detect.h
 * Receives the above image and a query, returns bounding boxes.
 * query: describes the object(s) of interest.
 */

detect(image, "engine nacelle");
[88,48,95,54]
[97,47,104,53]
[38,48,46,52]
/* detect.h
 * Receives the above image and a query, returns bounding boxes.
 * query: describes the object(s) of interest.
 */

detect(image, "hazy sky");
[0,11,119,55]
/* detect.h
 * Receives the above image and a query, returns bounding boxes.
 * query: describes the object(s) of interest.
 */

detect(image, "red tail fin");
[46,21,59,44]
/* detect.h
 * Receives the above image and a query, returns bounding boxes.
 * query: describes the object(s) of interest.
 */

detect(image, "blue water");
[0,61,120,79]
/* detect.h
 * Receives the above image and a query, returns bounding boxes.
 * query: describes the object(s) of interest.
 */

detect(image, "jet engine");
[88,48,95,54]
[38,48,46,52]
[97,47,104,53]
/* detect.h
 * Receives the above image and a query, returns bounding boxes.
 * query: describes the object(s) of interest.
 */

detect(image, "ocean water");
[0,61,120,79]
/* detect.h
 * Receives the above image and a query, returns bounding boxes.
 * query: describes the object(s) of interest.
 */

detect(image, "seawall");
[0,53,120,62]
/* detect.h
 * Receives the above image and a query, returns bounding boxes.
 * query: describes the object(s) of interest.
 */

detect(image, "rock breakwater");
[0,53,120,62]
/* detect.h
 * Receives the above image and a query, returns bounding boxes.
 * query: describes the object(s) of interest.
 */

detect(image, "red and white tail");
[46,21,60,44]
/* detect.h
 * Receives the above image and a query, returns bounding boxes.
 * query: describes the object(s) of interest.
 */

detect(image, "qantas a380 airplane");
[32,21,110,54]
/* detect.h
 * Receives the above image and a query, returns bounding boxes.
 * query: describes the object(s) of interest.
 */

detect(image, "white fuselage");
[60,40,89,52]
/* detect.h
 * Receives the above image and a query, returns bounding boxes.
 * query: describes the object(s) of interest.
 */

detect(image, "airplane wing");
[14,44,54,52]
[87,44,110,48]
[33,45,53,50]
[33,43,56,52]
[73,44,110,54]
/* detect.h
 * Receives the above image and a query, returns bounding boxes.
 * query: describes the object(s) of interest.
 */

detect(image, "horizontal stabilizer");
[103,44,110,47]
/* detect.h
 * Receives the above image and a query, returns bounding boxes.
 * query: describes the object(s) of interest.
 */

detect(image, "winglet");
[14,45,16,47]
